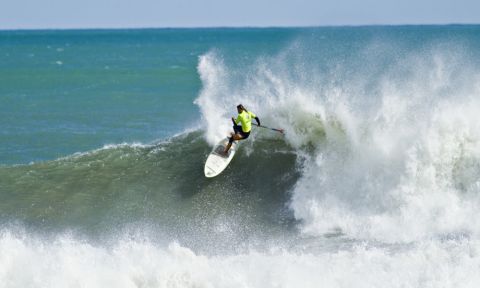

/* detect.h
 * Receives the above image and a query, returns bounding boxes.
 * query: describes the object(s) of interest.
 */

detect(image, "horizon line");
[1,22,479,32]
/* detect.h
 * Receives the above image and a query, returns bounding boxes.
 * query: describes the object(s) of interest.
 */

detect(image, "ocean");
[1,26,480,287]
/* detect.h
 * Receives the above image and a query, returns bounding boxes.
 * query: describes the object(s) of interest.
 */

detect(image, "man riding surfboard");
[224,104,260,155]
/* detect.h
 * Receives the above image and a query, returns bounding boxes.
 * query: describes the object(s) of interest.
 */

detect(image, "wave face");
[3,26,480,287]
[0,133,299,252]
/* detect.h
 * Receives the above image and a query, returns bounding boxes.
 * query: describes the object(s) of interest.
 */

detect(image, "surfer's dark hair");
[237,104,247,112]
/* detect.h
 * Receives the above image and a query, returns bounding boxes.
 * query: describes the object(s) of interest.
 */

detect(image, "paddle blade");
[273,128,285,134]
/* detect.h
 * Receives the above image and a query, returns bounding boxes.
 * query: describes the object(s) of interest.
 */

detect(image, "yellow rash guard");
[235,111,256,133]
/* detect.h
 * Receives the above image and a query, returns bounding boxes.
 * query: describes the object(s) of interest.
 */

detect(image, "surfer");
[224,104,260,155]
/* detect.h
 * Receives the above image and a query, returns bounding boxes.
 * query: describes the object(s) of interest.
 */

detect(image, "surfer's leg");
[224,125,243,154]
[224,133,243,154]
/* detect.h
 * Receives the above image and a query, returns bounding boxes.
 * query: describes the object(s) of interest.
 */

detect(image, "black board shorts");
[233,125,250,139]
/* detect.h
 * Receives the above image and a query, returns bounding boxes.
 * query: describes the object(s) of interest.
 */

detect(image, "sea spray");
[195,35,480,242]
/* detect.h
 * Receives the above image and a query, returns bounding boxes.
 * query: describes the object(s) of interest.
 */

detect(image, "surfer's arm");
[248,111,260,126]
[233,115,241,125]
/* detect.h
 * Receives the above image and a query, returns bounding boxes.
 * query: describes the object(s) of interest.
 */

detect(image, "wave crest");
[194,41,480,242]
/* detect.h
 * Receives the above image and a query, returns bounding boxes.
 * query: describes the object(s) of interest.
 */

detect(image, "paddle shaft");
[253,123,284,134]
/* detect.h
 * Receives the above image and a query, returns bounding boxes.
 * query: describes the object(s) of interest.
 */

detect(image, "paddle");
[253,123,285,134]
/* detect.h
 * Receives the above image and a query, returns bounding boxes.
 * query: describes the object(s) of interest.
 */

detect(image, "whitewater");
[2,26,480,287]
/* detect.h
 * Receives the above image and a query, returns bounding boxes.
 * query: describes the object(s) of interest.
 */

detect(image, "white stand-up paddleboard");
[204,137,238,178]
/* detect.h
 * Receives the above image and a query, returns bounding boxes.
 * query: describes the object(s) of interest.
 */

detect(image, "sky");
[1,0,479,30]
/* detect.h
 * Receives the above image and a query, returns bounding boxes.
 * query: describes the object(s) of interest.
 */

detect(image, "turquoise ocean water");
[2,26,480,287]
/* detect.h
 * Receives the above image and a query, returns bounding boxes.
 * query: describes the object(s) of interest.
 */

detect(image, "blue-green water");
[3,26,479,164]
[0,29,301,164]
[2,26,480,287]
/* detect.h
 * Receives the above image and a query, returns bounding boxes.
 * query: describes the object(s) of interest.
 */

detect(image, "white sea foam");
[1,231,479,288]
